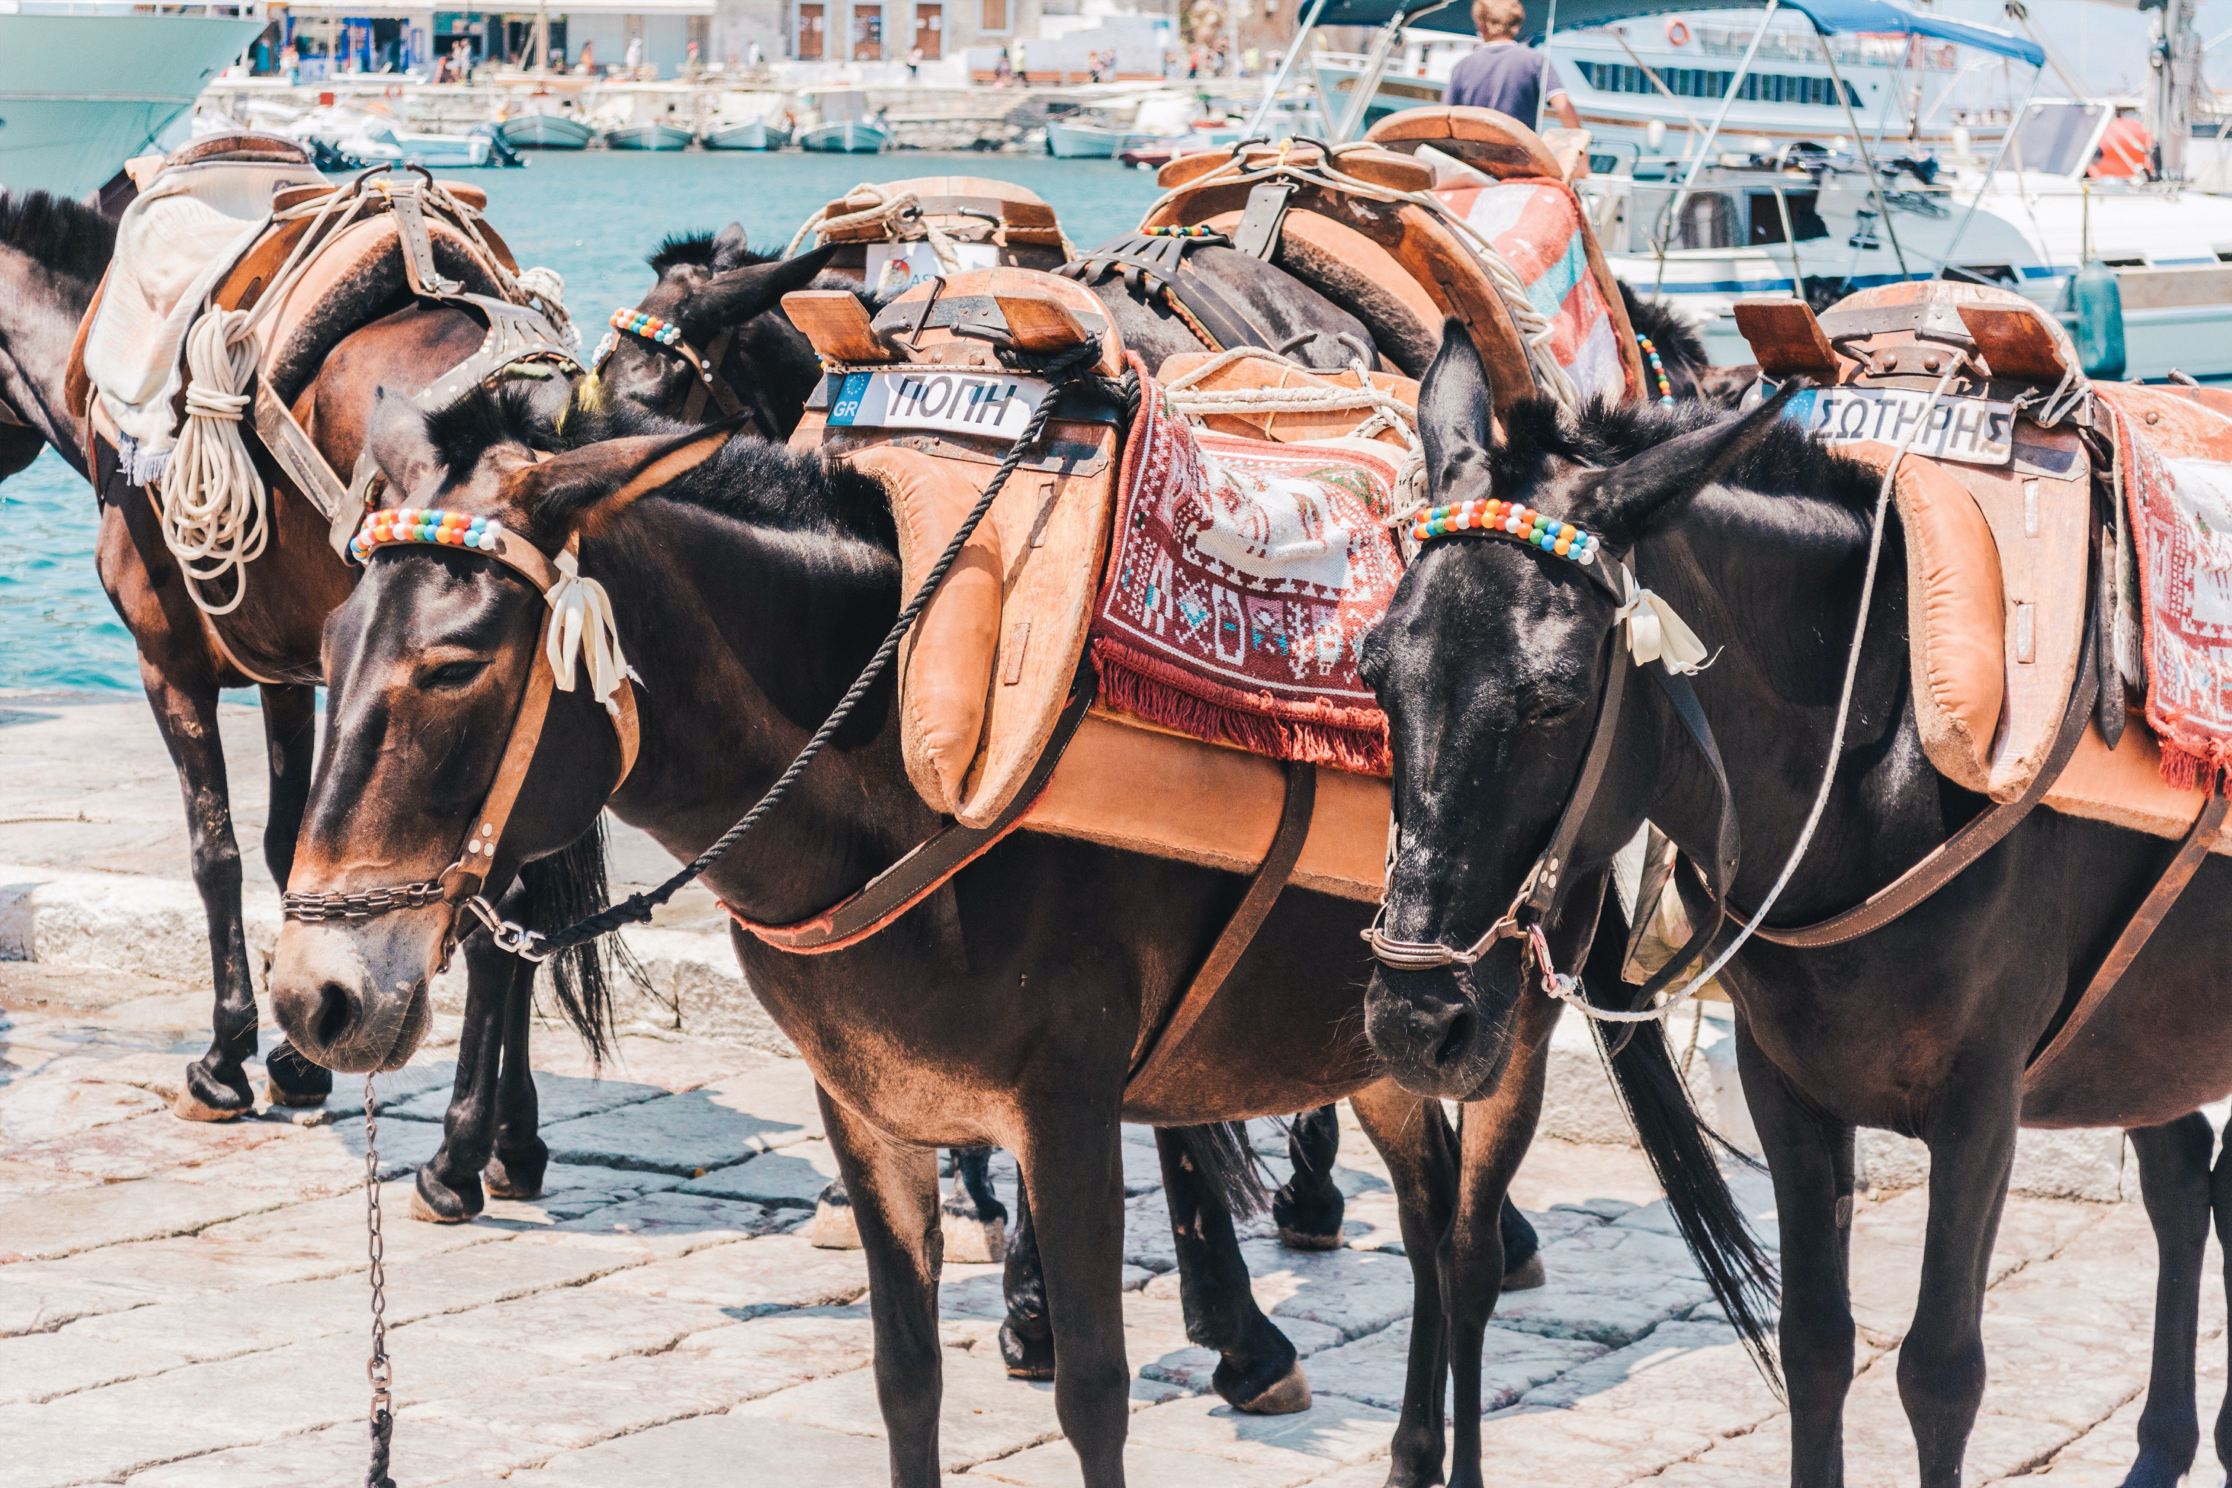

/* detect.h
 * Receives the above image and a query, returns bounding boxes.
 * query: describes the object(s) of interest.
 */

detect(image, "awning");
[1312,0,2044,66]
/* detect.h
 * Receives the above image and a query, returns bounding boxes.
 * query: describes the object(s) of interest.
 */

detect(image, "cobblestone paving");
[2,959,2223,1488]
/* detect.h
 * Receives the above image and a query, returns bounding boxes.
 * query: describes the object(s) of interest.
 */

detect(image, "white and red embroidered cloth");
[1090,356,1404,775]
[1430,177,1628,407]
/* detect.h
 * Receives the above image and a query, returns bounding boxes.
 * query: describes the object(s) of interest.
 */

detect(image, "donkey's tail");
[1585,892,1782,1388]
[1172,1122,1271,1219]
[520,817,653,1066]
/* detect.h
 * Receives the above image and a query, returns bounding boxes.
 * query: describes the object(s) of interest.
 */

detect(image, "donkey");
[262,376,1754,1488]
[0,189,625,1226]
[1364,321,2232,1488]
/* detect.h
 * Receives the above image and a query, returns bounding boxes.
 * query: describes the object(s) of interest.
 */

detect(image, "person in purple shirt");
[1443,0,1580,130]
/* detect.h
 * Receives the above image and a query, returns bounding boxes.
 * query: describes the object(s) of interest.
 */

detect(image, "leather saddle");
[785,267,1394,899]
[809,175,1070,285]
[1736,279,2232,853]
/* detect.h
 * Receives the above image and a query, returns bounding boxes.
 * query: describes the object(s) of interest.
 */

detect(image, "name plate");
[1785,386,2015,467]
[827,370,1051,441]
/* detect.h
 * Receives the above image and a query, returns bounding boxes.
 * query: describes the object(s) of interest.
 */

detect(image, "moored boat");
[1046,119,1135,158]
[499,110,594,150]
[800,119,887,153]
[704,117,791,150]
[604,122,693,151]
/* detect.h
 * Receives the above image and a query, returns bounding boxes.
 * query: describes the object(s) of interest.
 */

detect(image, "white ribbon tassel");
[1614,567,1711,675]
[543,550,632,715]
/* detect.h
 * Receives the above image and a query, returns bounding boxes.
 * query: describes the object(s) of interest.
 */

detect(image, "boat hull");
[500,112,596,150]
[1046,121,1125,158]
[800,121,887,153]
[0,12,268,199]
[704,120,790,150]
[604,123,694,151]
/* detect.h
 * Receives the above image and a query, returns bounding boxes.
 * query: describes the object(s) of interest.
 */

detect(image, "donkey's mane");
[0,190,117,282]
[1617,286,1711,377]
[649,231,778,274]
[1495,394,1881,515]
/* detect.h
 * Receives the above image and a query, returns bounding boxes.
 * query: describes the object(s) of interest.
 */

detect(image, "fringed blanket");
[1089,355,1404,775]
[1430,177,1627,407]
[2099,387,2232,791]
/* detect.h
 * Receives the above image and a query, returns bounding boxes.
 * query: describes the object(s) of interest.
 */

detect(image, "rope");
[1549,359,1969,1024]
[784,185,964,284]
[158,310,268,616]
[1140,149,1583,418]
[497,339,1109,962]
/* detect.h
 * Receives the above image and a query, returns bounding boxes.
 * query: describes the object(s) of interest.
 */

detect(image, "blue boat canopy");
[1315,0,2044,67]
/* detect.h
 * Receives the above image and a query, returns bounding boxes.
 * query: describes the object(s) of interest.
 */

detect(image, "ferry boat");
[0,1,268,200]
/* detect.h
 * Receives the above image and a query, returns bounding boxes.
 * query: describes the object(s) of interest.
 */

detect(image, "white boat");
[0,2,268,200]
[499,109,595,150]
[800,118,888,153]
[1047,119,1140,158]
[703,92,794,150]
[286,106,494,168]
[604,122,693,150]
[704,118,791,150]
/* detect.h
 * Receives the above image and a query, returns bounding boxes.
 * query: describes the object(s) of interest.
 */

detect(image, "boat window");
[1572,60,1858,107]
[1678,193,1738,250]
[1747,191,1828,244]
[1942,264,2019,286]
[2008,102,2108,177]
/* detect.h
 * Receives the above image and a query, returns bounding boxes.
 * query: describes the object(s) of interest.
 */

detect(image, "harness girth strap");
[1127,759,1318,1095]
[728,676,1100,953]
[1060,236,1273,355]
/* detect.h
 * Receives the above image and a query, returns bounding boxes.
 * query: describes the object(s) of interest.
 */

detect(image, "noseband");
[593,306,764,433]
[1363,494,1742,1010]
[280,504,642,959]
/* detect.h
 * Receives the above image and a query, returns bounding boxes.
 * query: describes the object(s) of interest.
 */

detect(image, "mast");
[2148,0,2198,180]
[535,0,550,74]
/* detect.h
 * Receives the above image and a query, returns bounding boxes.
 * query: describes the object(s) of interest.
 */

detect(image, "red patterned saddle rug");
[1090,353,1406,775]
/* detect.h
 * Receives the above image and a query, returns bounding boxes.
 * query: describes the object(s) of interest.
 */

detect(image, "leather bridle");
[594,306,777,437]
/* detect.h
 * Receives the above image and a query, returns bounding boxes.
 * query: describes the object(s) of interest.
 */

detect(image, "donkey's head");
[269,384,734,1073]
[1358,323,1796,1100]
[592,225,837,432]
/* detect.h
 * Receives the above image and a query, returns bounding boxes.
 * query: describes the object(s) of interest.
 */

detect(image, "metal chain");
[363,1072,397,1488]
[284,880,447,924]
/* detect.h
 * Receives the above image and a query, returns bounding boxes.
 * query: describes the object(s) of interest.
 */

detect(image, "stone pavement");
[3,953,2225,1488]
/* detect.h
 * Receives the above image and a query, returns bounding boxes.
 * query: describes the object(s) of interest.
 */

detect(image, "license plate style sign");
[1783,386,2015,467]
[827,370,1051,441]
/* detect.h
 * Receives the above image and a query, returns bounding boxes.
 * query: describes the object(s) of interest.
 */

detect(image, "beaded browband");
[1411,497,1600,566]
[350,507,507,564]
[590,307,685,370]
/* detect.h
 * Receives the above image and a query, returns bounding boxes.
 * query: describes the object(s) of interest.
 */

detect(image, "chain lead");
[364,1072,396,1488]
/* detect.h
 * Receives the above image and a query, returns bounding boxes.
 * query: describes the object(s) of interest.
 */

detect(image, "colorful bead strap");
[1142,224,1219,238]
[1411,497,1598,564]
[350,507,508,565]
[610,307,684,347]
[1637,334,1675,407]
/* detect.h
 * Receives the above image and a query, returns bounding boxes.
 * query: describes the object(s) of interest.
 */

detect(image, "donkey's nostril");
[313,981,358,1049]
[1431,1006,1474,1070]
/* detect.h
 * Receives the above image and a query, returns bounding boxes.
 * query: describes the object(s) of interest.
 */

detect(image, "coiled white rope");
[784,185,964,275]
[158,309,269,616]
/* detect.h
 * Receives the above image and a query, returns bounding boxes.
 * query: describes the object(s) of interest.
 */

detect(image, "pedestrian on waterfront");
[907,43,922,77]
[747,39,763,69]
[625,34,644,75]
[280,41,300,83]
[1443,0,1579,130]
[577,37,595,72]
[994,46,1013,84]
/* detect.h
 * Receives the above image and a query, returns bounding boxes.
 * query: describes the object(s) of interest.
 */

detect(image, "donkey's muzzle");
[1363,964,1514,1102]
[270,918,437,1074]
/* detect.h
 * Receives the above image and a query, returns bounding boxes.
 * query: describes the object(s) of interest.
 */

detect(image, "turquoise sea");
[0,151,1162,695]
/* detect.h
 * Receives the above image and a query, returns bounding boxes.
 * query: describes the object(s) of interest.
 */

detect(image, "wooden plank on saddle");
[1957,305,2071,386]
[1365,106,1567,182]
[1733,299,1841,380]
[994,292,1088,354]
[783,290,893,363]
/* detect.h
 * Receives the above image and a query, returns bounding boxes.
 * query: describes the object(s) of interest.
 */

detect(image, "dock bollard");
[2073,257,2127,382]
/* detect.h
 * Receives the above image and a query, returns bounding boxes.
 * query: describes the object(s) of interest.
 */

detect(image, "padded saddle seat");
[813,176,1070,282]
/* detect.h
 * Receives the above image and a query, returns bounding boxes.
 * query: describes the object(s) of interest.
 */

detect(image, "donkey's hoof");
[999,1319,1056,1380]
[940,1208,1007,1265]
[174,1063,253,1122]
[411,1163,483,1224]
[1228,1359,1312,1415]
[262,1041,332,1108]
[1503,1253,1547,1291]
[1275,1224,1344,1251]
[485,1141,548,1200]
[808,1185,862,1250]
[1272,1185,1344,1252]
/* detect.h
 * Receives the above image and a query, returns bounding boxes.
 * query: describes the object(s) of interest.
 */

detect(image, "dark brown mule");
[0,190,608,1208]
[259,375,1675,1488]
[1366,322,2232,1488]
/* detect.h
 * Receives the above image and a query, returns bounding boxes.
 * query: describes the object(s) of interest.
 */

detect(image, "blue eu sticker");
[829,373,870,426]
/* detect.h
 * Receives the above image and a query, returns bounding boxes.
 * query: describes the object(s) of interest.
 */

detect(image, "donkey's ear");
[1419,318,1494,500]
[688,243,842,335]
[710,222,752,271]
[510,418,746,540]
[1583,382,1805,546]
[367,385,442,501]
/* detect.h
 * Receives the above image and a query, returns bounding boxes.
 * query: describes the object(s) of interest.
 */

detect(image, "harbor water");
[0,151,1161,694]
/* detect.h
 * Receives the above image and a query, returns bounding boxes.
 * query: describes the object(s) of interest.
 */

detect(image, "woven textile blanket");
[1430,177,1626,407]
[1090,355,1405,775]
[2100,386,2232,791]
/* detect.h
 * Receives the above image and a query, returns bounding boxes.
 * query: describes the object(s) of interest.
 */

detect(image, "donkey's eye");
[423,659,488,689]
[1519,699,1580,727]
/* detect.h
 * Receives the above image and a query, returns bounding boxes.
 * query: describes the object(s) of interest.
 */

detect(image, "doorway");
[797,2,823,58]
[913,2,940,59]
[852,2,882,59]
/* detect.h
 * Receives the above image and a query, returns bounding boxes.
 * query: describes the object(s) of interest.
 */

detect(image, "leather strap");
[730,675,1099,953]
[1061,235,1270,355]
[252,380,349,528]
[1744,597,2101,950]
[1524,636,1628,919]
[1232,182,1294,260]
[439,645,556,904]
[680,326,745,423]
[386,177,464,298]
[2023,784,2228,1092]
[1126,760,1317,1094]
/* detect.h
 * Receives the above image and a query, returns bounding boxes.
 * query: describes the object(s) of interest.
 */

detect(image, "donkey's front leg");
[413,883,534,1223]
[2123,1114,2212,1488]
[1273,1105,1346,1250]
[257,681,332,1109]
[1900,1058,2022,1488]
[1734,1016,1856,1488]
[1348,1079,1459,1488]
[1157,1125,1309,1413]
[822,1088,946,1487]
[1018,1109,1131,1488]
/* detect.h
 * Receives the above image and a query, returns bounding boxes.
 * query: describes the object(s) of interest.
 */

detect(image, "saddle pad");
[1089,354,1403,775]
[1155,351,1420,447]
[83,158,325,460]
[1429,177,1627,408]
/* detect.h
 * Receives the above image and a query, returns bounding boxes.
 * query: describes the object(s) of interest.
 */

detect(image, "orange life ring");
[385,82,403,99]
[1666,18,1690,45]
